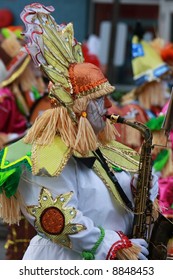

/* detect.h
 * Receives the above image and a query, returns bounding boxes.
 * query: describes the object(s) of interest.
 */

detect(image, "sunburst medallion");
[27,187,86,248]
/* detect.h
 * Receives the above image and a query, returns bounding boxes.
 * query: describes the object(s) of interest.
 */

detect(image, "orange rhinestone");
[40,207,65,235]
[81,111,87,118]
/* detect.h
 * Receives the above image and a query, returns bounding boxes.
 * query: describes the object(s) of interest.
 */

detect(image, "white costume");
[18,157,134,260]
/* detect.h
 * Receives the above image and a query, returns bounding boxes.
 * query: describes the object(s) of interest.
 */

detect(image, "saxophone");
[107,114,173,260]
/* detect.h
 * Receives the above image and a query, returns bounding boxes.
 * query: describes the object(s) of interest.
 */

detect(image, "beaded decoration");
[106,231,132,260]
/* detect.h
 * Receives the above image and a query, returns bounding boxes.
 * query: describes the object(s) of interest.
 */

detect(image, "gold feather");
[42,65,70,88]
[44,49,69,76]
[53,85,74,105]
[73,43,84,63]
[43,35,69,68]
[41,23,75,63]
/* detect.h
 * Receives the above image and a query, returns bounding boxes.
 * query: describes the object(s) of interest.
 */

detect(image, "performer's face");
[86,96,112,134]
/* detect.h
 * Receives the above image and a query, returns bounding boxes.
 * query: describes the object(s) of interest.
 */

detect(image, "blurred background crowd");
[0,0,173,260]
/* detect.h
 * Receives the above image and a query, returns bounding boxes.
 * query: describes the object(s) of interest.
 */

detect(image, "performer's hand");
[130,238,149,260]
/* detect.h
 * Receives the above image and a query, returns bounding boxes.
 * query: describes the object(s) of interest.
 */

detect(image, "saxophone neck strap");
[93,148,134,211]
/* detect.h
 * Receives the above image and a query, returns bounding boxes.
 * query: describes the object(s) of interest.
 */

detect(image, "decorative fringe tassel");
[24,105,80,150]
[105,118,120,138]
[58,107,77,148]
[73,97,119,154]
[116,243,141,260]
[24,90,119,155]
[0,192,21,225]
[97,119,119,145]
[74,117,98,155]
[24,108,60,145]
[87,83,115,101]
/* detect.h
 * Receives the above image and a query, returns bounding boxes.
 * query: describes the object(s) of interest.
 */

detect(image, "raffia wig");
[21,5,117,155]
[24,87,118,156]
[135,80,167,110]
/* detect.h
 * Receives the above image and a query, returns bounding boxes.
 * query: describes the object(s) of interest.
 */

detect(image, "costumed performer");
[0,3,159,260]
[131,22,172,118]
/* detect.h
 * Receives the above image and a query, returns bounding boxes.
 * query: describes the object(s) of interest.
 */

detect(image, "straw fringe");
[85,84,115,101]
[73,97,89,113]
[72,97,98,154]
[0,191,21,225]
[24,108,118,155]
[116,243,141,260]
[58,107,77,147]
[24,87,118,155]
[74,117,98,155]
[24,108,60,145]
[97,118,119,144]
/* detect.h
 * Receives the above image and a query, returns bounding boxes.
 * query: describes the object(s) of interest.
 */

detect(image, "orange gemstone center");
[40,207,65,234]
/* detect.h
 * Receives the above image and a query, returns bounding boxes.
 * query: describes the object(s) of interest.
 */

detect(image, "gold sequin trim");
[27,187,86,248]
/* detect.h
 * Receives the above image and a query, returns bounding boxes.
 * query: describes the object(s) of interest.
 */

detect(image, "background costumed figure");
[0,26,48,259]
[108,22,172,152]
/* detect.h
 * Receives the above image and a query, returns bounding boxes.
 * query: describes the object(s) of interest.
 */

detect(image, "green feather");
[145,115,165,131]
[153,149,170,171]
[0,168,22,198]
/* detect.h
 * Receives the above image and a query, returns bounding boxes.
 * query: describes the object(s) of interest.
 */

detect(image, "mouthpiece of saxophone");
[106,114,125,124]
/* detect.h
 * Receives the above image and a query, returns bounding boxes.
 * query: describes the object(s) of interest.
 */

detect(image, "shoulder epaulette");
[0,138,32,172]
[0,139,32,198]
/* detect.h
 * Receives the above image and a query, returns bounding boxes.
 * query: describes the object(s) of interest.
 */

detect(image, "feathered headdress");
[20,3,117,154]
[21,3,114,120]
